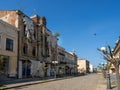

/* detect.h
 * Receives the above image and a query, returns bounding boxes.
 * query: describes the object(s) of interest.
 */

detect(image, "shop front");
[0,55,18,81]
[0,55,9,81]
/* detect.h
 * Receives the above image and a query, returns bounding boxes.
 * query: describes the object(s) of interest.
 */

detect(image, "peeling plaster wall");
[23,16,35,41]
[0,11,18,27]
[30,60,45,77]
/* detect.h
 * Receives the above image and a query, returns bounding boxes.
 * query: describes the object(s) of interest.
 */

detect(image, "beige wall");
[0,20,18,77]
[77,59,89,73]
[77,60,86,72]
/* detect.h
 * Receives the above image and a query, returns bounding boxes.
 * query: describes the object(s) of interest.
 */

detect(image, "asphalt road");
[9,74,106,90]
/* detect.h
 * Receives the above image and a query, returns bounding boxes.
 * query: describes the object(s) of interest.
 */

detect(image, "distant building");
[65,51,78,75]
[57,46,65,75]
[77,58,90,74]
[89,63,94,73]
[0,20,18,80]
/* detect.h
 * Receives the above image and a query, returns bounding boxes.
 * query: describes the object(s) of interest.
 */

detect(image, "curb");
[2,76,74,90]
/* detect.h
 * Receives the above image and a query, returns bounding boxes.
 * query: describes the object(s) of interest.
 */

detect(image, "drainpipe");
[17,31,20,78]
[42,27,46,57]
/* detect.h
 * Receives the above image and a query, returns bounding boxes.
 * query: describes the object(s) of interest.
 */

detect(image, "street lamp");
[52,61,58,78]
[98,46,111,89]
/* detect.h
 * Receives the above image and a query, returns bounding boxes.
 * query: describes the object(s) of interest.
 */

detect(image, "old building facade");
[0,19,18,80]
[0,10,78,79]
[64,51,78,75]
[0,10,58,78]
[31,15,58,77]
[57,46,65,76]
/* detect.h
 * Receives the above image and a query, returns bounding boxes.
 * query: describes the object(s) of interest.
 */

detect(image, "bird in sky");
[94,33,97,36]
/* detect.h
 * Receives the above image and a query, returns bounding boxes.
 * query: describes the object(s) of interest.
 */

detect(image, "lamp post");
[52,61,58,78]
[98,47,111,89]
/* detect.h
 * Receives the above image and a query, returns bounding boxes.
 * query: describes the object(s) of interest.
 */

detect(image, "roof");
[0,19,18,31]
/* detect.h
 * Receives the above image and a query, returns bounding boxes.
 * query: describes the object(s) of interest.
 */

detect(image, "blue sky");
[1,0,120,67]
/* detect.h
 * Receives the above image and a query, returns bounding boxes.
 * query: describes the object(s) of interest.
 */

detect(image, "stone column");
[9,57,17,77]
[47,64,51,76]
[18,61,22,78]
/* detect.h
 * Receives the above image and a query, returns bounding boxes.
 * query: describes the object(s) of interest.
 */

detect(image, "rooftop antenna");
[17,1,27,12]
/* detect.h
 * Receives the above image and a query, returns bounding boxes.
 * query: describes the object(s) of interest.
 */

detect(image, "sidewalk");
[0,74,118,90]
[96,73,118,90]
[96,73,106,90]
[0,75,75,90]
[110,74,117,90]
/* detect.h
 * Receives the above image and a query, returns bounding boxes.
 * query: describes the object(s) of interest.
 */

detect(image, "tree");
[54,32,60,38]
[98,45,120,90]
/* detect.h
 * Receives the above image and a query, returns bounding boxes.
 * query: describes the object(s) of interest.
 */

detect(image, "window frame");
[23,43,28,55]
[6,38,14,52]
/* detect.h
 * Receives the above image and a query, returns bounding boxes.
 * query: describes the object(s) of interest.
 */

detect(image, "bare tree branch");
[103,55,111,62]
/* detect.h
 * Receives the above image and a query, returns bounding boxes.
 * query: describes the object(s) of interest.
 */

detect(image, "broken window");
[23,43,28,55]
[23,24,27,36]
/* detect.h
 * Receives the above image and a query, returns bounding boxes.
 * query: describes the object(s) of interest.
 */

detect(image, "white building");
[89,63,94,73]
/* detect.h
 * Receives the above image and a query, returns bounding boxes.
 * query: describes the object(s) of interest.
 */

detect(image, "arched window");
[23,24,26,36]
[32,46,36,56]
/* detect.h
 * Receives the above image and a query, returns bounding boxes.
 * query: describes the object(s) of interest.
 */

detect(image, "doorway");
[22,60,31,78]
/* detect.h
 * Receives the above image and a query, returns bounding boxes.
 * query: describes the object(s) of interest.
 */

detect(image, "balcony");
[59,61,67,64]
[59,52,65,56]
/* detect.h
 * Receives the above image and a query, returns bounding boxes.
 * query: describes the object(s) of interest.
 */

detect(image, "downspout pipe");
[17,31,20,78]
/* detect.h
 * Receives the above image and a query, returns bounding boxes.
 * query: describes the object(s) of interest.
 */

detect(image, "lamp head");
[100,47,107,54]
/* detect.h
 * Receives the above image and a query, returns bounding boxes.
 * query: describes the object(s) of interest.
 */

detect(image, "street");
[9,74,106,90]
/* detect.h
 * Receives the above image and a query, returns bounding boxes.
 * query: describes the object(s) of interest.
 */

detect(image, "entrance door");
[65,66,70,75]
[22,60,31,78]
